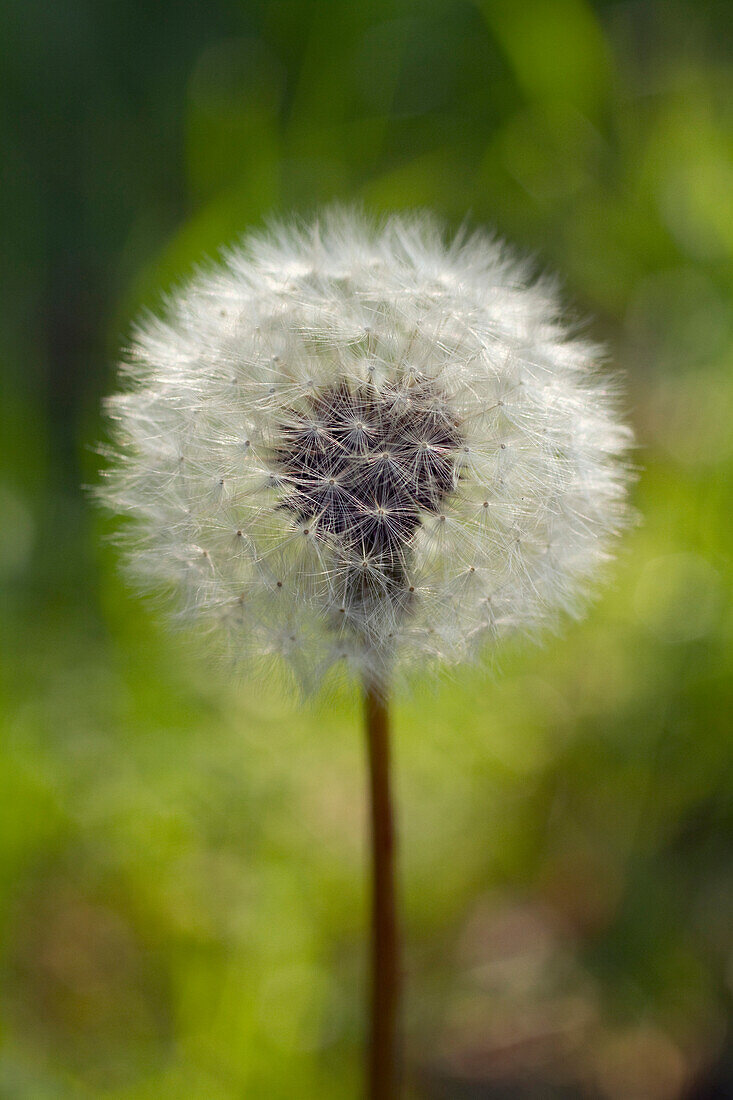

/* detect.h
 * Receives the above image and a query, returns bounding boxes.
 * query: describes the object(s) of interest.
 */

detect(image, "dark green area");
[1,1,732,1095]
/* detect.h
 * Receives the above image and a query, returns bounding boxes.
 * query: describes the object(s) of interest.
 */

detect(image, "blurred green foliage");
[1,0,732,1096]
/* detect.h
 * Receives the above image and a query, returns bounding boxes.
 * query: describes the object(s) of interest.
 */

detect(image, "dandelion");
[99,210,633,1098]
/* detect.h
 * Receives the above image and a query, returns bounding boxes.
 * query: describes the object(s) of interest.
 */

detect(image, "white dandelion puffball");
[101,211,632,688]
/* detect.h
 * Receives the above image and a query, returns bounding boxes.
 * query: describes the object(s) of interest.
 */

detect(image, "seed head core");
[275,379,462,616]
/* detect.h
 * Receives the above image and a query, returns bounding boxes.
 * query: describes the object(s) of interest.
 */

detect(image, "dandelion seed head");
[99,210,633,688]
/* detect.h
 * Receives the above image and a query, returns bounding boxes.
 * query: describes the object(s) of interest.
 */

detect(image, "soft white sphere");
[101,211,633,688]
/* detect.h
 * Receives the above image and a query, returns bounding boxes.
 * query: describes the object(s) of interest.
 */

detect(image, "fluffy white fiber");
[100,210,633,689]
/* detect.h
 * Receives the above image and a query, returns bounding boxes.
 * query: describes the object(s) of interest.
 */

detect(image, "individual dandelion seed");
[98,210,633,1099]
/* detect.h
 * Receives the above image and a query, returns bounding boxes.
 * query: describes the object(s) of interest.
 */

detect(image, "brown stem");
[364,680,400,1100]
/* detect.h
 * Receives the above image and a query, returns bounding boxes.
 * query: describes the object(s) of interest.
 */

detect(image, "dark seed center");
[274,378,462,621]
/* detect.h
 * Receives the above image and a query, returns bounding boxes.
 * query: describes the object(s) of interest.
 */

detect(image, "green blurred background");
[1,0,732,1096]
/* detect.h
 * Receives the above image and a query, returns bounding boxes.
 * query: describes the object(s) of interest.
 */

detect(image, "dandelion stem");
[364,680,400,1099]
